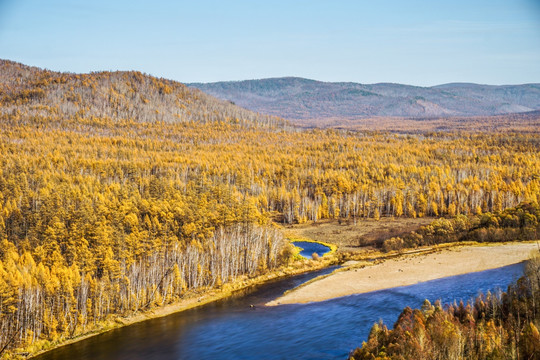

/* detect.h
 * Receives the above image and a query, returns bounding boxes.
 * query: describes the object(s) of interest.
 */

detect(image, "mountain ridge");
[188,77,540,122]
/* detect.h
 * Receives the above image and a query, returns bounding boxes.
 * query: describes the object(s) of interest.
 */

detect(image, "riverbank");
[24,255,336,360]
[266,241,539,306]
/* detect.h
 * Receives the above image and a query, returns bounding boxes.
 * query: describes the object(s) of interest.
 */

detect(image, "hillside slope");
[0,59,285,128]
[188,77,540,121]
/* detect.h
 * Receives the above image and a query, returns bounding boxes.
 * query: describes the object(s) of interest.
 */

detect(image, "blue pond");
[293,241,331,259]
[35,262,525,360]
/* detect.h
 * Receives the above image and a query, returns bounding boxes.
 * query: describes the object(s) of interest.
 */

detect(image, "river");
[34,262,525,360]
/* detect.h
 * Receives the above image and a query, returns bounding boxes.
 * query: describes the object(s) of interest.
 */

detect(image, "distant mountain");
[188,77,540,121]
[0,59,285,128]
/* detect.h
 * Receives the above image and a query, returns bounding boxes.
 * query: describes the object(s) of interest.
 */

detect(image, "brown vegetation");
[381,203,540,253]
[286,218,433,252]
[296,111,540,133]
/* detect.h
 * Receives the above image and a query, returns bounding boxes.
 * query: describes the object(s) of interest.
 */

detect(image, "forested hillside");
[0,59,285,128]
[188,77,540,122]
[0,60,290,357]
[0,61,539,357]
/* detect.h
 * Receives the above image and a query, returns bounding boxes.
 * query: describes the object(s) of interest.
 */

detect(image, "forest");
[349,255,540,359]
[0,60,539,357]
[380,203,540,252]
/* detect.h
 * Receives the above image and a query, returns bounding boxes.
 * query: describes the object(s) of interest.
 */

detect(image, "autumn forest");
[0,60,539,358]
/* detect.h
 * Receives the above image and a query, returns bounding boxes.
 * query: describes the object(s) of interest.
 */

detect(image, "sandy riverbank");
[266,242,539,306]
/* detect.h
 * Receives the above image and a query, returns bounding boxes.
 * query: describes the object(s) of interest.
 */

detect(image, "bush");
[382,237,404,252]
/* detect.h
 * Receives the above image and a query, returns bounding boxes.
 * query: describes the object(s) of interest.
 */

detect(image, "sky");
[0,0,539,86]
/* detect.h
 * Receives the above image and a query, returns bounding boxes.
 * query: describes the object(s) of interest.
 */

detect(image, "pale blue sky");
[1,0,539,85]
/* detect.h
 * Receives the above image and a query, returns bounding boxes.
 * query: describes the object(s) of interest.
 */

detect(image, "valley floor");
[266,241,539,305]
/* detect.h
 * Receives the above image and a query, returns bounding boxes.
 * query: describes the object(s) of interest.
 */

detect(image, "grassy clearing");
[284,217,433,252]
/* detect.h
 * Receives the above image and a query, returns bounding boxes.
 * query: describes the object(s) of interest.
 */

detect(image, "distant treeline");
[349,254,540,359]
[381,203,540,252]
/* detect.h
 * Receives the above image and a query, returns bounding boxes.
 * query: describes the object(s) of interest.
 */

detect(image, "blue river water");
[292,241,331,259]
[35,262,525,360]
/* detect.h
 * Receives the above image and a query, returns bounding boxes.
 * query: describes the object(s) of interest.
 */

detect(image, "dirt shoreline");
[266,242,539,306]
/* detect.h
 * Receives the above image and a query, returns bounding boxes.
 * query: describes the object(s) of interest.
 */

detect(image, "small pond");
[292,241,331,259]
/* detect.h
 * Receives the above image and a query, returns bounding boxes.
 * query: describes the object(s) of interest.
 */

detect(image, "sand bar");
[266,242,539,306]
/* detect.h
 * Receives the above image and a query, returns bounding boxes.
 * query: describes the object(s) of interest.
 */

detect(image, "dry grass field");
[284,217,434,252]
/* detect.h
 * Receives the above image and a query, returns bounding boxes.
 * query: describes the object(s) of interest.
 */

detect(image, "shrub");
[382,237,404,252]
